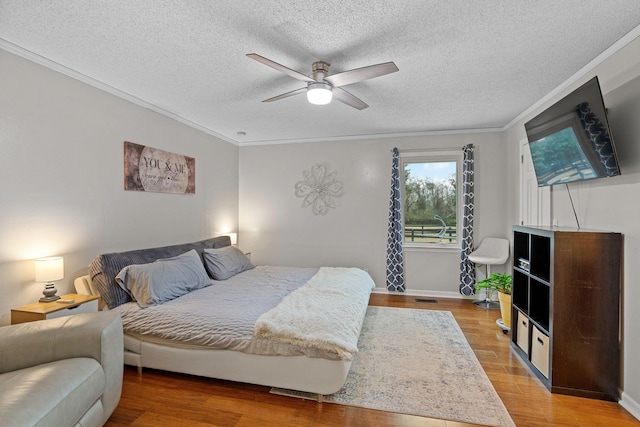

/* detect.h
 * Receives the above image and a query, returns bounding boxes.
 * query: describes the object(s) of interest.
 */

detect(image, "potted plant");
[475,273,512,328]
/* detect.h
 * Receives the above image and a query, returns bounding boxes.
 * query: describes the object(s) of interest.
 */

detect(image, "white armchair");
[0,311,123,426]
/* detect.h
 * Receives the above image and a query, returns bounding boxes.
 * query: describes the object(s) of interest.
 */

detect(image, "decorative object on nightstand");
[11,293,99,324]
[35,256,64,302]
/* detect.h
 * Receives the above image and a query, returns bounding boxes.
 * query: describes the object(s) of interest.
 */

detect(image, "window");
[400,151,462,248]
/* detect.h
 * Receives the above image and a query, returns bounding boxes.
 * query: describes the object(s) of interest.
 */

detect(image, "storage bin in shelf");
[515,310,530,355]
[531,326,550,379]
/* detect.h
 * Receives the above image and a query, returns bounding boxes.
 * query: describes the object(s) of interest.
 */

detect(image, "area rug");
[272,306,515,427]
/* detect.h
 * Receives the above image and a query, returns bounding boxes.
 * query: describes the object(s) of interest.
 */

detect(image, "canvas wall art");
[124,141,195,194]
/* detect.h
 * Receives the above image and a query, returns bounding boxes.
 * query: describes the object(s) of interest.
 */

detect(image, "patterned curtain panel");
[576,102,618,175]
[459,144,476,296]
[386,147,405,292]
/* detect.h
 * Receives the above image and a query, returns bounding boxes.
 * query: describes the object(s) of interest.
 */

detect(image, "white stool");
[468,237,510,309]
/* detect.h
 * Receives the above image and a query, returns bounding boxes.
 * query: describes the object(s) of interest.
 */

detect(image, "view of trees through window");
[403,161,457,244]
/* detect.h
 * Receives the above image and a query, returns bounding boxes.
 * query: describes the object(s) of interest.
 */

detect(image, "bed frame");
[74,275,353,400]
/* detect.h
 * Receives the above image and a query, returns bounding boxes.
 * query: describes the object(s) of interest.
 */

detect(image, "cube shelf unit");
[511,225,622,401]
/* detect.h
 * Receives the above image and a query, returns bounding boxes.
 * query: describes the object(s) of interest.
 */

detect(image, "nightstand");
[11,293,99,325]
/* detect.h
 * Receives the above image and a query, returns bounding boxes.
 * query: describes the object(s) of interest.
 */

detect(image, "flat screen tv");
[524,76,621,187]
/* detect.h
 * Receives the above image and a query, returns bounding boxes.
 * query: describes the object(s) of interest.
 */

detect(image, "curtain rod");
[393,146,466,153]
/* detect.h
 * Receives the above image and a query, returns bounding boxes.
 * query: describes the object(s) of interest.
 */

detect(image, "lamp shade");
[307,82,333,105]
[35,257,64,282]
[227,233,238,245]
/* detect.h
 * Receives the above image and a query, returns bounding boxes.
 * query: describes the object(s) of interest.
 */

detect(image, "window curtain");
[386,147,405,292]
[459,144,476,296]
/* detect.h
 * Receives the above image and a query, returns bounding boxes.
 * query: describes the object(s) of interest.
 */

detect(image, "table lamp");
[227,233,238,245]
[35,256,64,302]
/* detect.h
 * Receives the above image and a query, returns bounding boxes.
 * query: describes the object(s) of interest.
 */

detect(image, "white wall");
[0,50,239,325]
[504,35,640,417]
[239,132,507,297]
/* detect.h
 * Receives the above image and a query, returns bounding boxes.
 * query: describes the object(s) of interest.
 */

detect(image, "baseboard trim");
[620,392,640,421]
[372,287,474,301]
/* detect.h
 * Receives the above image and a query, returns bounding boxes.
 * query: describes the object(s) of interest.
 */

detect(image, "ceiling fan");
[247,53,399,110]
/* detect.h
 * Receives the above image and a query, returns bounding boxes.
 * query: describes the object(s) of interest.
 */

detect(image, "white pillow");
[203,246,255,280]
[115,249,210,308]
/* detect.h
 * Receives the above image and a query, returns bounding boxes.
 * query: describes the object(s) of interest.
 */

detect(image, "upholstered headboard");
[88,236,231,309]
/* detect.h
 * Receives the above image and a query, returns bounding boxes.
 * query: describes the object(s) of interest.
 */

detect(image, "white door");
[520,139,551,226]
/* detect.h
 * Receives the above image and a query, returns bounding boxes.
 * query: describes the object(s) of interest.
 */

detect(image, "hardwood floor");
[106,294,639,426]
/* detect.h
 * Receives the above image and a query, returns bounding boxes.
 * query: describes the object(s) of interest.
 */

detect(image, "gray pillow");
[203,246,255,280]
[89,236,231,309]
[115,249,210,308]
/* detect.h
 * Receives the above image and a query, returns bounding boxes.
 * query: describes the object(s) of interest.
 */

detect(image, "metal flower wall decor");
[294,163,344,215]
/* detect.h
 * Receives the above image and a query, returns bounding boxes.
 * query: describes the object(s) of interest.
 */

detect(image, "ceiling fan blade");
[332,87,369,110]
[325,61,398,87]
[262,87,307,103]
[247,53,316,83]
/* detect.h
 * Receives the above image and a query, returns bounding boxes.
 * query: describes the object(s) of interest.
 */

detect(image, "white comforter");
[254,267,375,360]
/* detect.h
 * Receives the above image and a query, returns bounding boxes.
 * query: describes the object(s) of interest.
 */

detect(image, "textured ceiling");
[1,1,640,145]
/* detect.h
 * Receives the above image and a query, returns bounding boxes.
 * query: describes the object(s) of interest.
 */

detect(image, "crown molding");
[0,39,239,146]
[238,126,503,147]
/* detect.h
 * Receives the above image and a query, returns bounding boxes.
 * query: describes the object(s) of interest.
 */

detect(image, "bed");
[74,236,375,399]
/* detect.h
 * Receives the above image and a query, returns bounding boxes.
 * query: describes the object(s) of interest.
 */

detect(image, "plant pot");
[498,291,511,328]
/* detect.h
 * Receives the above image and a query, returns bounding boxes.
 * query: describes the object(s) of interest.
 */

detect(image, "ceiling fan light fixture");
[307,82,333,105]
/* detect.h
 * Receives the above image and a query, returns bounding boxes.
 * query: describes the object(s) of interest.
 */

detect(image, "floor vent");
[415,298,438,303]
